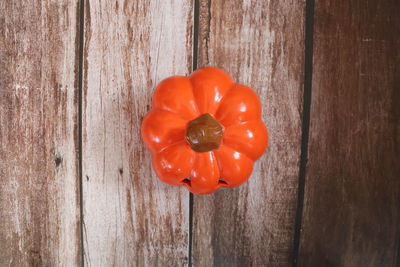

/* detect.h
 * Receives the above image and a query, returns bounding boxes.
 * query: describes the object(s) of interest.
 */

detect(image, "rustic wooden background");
[1,0,399,266]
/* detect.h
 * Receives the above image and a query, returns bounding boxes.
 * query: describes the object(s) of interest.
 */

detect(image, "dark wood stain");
[193,0,305,266]
[298,0,400,266]
[0,0,81,266]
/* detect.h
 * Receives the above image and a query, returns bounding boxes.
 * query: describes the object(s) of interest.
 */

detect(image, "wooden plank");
[0,0,81,266]
[298,0,400,266]
[81,0,193,265]
[192,1,305,266]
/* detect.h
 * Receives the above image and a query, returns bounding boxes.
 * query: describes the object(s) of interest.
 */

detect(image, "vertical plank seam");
[188,193,194,267]
[77,0,85,266]
[204,0,211,64]
[292,0,315,266]
[189,1,200,266]
[397,235,400,267]
[193,0,200,71]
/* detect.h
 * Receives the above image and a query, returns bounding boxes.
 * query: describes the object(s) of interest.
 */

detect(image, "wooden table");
[1,0,399,266]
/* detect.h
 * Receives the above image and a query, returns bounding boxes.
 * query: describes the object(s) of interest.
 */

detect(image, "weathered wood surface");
[298,0,400,266]
[1,0,400,266]
[81,0,193,265]
[192,1,305,266]
[0,0,81,266]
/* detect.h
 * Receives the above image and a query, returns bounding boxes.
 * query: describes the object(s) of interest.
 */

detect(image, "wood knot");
[55,155,62,167]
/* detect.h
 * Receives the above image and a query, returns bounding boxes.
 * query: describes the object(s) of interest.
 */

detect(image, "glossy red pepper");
[141,67,268,195]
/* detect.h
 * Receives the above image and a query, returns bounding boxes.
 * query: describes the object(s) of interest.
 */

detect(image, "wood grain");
[81,0,193,265]
[192,1,305,266]
[298,0,400,266]
[0,0,81,266]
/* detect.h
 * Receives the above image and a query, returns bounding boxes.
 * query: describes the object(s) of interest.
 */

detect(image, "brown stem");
[186,113,223,152]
